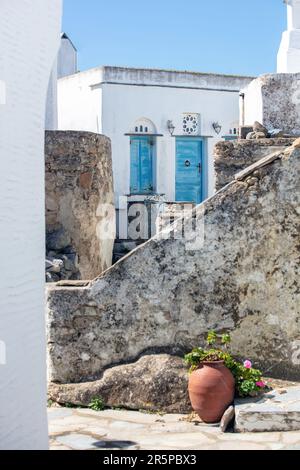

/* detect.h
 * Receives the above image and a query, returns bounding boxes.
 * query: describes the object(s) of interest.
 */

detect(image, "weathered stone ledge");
[214,137,296,190]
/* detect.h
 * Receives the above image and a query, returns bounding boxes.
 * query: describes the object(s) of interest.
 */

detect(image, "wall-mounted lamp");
[212,122,222,135]
[167,120,176,136]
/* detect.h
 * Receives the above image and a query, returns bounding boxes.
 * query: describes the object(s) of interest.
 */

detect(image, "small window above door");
[129,117,157,135]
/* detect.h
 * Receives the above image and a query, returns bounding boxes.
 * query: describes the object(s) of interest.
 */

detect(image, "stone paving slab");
[235,386,300,433]
[48,408,300,450]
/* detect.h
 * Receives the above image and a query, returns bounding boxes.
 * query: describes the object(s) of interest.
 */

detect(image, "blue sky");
[63,0,286,76]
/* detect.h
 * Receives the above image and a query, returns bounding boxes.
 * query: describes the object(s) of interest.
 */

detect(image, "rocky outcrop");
[48,354,191,413]
[245,122,291,141]
[214,137,296,191]
[47,145,300,384]
[45,131,115,281]
[246,121,269,140]
[243,73,300,136]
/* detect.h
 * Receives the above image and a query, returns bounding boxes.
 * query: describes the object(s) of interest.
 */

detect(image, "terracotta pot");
[188,361,235,423]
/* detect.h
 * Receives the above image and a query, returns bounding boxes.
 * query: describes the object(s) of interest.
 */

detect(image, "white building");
[46,32,77,130]
[58,32,77,79]
[58,65,253,234]
[278,0,300,73]
[0,0,62,450]
[242,0,300,129]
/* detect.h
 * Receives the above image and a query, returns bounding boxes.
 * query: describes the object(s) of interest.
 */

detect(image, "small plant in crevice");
[89,397,105,411]
[185,331,268,398]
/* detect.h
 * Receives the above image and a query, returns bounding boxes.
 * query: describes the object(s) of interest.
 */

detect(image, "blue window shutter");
[130,137,154,193]
[139,138,153,192]
[130,138,140,193]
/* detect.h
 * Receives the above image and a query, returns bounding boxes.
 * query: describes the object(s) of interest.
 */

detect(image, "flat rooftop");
[59,65,255,92]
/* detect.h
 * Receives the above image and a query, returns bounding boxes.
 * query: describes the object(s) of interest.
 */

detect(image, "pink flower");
[256,381,266,388]
[244,360,252,369]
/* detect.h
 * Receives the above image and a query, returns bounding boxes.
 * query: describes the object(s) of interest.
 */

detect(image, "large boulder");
[48,354,191,414]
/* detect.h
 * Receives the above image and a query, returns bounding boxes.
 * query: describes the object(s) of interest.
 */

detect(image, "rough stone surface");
[49,354,191,413]
[244,73,300,135]
[235,387,300,433]
[45,131,115,280]
[47,147,300,384]
[220,406,235,433]
[253,121,268,135]
[245,122,269,140]
[214,137,296,190]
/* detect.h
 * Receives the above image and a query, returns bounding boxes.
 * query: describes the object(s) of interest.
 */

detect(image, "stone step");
[235,386,300,433]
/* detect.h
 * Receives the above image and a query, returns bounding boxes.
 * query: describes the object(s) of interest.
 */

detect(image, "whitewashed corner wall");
[240,78,263,127]
[46,62,59,130]
[0,0,62,450]
[278,0,300,73]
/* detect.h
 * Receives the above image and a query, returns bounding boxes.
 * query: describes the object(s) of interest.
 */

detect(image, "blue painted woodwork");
[175,138,203,204]
[130,136,155,194]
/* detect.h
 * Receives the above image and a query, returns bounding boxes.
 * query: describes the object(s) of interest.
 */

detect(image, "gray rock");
[246,131,268,140]
[63,254,78,272]
[46,272,60,283]
[48,354,191,414]
[220,406,235,432]
[246,131,256,140]
[46,227,71,252]
[46,258,64,273]
[254,131,268,139]
[253,121,268,136]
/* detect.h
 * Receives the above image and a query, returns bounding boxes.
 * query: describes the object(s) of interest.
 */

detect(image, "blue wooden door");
[176,138,203,204]
[130,136,154,194]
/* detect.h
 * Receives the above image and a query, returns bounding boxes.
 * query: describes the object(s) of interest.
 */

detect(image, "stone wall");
[45,131,115,280]
[47,144,300,384]
[214,137,295,191]
[242,73,300,135]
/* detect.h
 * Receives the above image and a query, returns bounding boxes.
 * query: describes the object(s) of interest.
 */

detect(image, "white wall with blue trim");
[58,67,253,208]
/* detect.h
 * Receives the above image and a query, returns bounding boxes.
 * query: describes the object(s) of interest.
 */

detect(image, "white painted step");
[235,386,300,432]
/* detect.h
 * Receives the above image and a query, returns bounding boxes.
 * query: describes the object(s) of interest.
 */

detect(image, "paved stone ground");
[48,408,300,450]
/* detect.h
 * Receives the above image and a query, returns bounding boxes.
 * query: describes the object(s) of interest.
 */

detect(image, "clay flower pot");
[188,361,235,423]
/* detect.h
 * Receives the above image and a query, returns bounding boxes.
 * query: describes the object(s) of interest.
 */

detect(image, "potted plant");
[185,331,267,424]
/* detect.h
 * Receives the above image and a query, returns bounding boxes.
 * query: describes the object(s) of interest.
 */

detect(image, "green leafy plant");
[89,397,105,411]
[207,330,218,346]
[221,333,231,347]
[184,331,267,398]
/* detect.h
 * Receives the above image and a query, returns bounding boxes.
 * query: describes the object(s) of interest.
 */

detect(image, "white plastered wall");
[101,83,242,206]
[0,0,62,450]
[240,78,263,127]
[58,68,103,132]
